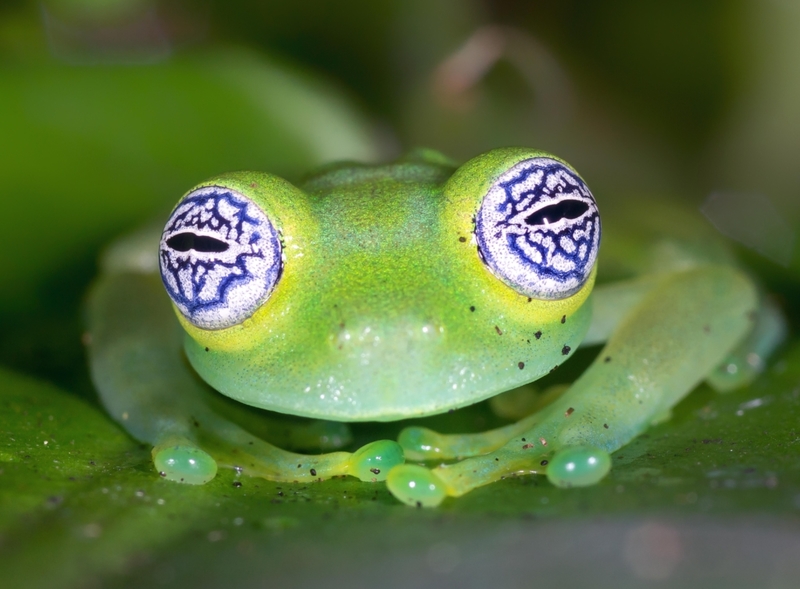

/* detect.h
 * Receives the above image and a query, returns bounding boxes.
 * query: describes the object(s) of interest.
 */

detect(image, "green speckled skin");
[86,147,783,504]
[180,148,593,421]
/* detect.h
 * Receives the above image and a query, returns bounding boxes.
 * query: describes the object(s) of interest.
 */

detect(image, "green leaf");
[2,339,800,587]
[0,48,380,314]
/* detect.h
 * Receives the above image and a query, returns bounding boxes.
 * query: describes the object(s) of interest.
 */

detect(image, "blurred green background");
[1,1,800,587]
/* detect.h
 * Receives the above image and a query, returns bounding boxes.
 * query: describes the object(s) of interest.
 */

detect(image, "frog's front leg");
[387,265,758,506]
[398,384,568,461]
[86,236,402,485]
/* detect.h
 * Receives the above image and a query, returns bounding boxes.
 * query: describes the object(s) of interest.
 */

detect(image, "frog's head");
[159,148,600,421]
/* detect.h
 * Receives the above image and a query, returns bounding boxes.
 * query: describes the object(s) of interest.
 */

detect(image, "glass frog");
[85,147,785,507]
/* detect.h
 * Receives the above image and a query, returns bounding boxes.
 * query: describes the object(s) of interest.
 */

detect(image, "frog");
[85,147,785,507]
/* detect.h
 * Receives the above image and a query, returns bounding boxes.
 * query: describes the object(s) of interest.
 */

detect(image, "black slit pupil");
[524,200,589,226]
[167,233,229,253]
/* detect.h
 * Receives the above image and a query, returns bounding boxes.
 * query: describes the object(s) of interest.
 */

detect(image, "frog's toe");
[386,464,448,507]
[348,440,405,482]
[545,446,610,488]
[397,426,445,461]
[152,438,218,485]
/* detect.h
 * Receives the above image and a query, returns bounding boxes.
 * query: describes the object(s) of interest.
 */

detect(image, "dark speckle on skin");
[604,424,609,429]
[534,331,542,339]
[495,326,503,336]
[370,468,380,475]
[561,315,566,324]
[205,347,209,352]
[233,481,242,488]
[518,361,525,370]
[562,345,571,355]
[310,468,317,476]
[459,236,467,243]
[604,356,611,363]
[540,460,548,466]
[470,305,476,312]
[527,297,532,303]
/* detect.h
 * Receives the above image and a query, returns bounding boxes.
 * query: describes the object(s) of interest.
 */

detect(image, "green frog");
[86,147,784,507]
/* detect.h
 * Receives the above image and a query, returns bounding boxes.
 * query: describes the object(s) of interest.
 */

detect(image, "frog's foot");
[385,465,448,507]
[154,417,404,484]
[399,384,570,461]
[216,437,405,483]
[153,436,218,484]
[706,296,786,392]
[398,412,540,461]
[387,445,611,507]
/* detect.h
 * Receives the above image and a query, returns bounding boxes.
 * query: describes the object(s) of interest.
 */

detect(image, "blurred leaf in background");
[1,0,799,587]
[0,0,384,390]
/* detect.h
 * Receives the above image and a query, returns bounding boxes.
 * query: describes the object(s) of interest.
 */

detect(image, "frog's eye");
[475,157,600,299]
[159,186,282,329]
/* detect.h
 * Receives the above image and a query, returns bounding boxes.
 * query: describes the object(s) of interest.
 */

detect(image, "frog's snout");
[330,316,446,361]
[314,314,456,419]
